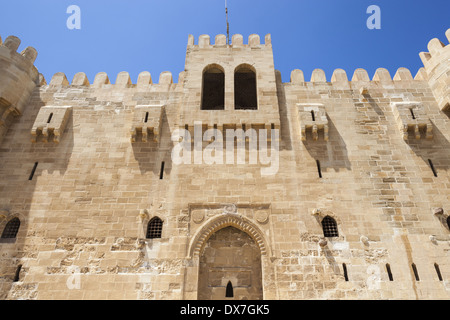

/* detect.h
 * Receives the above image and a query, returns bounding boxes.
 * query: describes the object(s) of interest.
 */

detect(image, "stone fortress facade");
[0,28,449,300]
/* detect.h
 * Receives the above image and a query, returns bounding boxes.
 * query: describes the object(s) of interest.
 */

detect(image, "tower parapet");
[420,29,450,111]
[0,35,40,144]
[182,33,280,139]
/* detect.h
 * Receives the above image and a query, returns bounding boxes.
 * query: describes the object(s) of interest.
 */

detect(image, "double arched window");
[201,64,257,110]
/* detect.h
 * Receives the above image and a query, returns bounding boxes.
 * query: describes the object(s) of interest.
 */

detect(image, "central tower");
[180,33,280,137]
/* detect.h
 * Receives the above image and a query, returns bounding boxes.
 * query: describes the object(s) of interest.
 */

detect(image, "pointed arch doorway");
[197,226,263,300]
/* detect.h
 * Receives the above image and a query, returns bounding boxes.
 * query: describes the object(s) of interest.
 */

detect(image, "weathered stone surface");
[0,30,449,301]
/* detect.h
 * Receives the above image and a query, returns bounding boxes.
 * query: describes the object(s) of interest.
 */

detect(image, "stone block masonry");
[0,30,449,300]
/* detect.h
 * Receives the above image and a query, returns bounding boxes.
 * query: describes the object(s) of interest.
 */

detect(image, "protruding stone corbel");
[31,106,72,143]
[130,105,164,142]
[297,104,329,141]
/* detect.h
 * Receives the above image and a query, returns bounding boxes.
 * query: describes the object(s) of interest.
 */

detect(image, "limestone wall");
[0,31,449,300]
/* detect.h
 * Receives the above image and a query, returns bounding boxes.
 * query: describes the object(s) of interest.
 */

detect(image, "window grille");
[146,217,163,239]
[322,216,338,237]
[1,217,20,239]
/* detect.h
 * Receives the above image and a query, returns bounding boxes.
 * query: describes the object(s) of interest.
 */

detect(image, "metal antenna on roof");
[226,0,230,45]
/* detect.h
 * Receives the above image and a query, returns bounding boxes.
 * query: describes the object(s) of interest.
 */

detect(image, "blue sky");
[1,0,449,83]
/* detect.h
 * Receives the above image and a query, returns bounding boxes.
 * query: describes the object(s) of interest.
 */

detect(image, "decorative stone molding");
[192,211,205,224]
[360,235,369,246]
[223,203,237,214]
[254,210,269,224]
[188,213,269,258]
[432,207,444,216]
[139,209,149,221]
[318,238,328,247]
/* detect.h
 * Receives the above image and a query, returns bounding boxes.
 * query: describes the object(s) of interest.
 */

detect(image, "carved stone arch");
[188,214,270,259]
[203,63,225,74]
[0,210,26,228]
[234,63,256,73]
[314,209,341,225]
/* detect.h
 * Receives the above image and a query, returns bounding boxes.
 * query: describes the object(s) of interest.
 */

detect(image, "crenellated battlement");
[419,29,450,70]
[187,33,271,49]
[0,35,38,65]
[0,34,40,145]
[0,35,40,107]
[289,66,426,86]
[44,70,185,90]
[419,28,450,111]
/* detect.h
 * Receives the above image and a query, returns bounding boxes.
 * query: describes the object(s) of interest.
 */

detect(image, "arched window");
[1,217,20,239]
[322,216,338,237]
[225,281,234,298]
[234,64,257,110]
[146,217,163,239]
[201,65,225,110]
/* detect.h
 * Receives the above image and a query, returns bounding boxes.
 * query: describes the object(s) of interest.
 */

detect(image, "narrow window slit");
[29,162,38,181]
[434,263,443,281]
[409,108,416,120]
[144,112,149,123]
[13,265,22,282]
[428,159,437,177]
[316,160,322,178]
[159,161,165,180]
[47,113,53,124]
[311,110,316,121]
[411,263,420,281]
[342,263,349,281]
[386,263,393,281]
[225,281,234,298]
